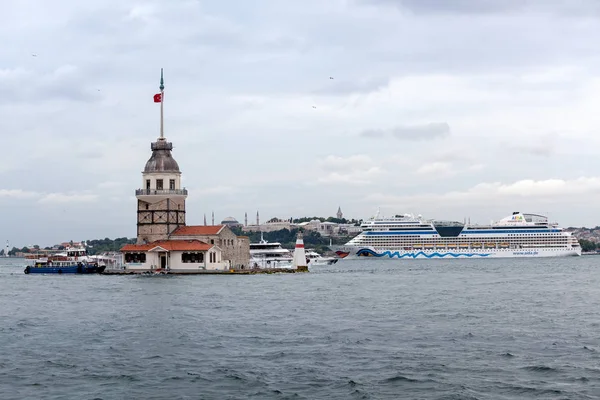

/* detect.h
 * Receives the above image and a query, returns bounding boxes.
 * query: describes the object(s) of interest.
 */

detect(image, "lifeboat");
[484,242,496,248]
[471,243,482,248]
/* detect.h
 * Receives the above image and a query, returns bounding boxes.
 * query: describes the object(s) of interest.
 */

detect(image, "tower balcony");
[136,188,188,198]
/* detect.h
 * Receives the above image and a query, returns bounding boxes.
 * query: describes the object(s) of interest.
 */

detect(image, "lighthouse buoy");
[292,233,309,271]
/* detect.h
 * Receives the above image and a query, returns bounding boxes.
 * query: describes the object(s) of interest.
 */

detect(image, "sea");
[1,256,600,399]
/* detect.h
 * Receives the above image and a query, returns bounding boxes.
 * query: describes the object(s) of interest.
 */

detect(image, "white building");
[121,240,227,272]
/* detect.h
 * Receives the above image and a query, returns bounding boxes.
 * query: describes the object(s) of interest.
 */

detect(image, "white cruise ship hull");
[330,246,582,259]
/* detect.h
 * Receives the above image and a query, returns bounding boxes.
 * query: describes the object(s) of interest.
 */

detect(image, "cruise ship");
[330,211,581,259]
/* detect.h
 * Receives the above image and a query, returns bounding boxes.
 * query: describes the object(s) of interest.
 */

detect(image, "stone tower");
[136,69,187,244]
[336,206,343,220]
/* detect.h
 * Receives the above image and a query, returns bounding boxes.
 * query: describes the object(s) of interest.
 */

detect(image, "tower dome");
[144,138,180,173]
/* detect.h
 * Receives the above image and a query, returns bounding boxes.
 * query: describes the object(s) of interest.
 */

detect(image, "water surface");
[1,257,600,399]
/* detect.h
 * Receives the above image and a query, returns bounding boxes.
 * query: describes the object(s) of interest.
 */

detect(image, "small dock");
[102,266,309,275]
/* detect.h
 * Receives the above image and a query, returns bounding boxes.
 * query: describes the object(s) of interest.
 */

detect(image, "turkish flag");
[153,93,162,103]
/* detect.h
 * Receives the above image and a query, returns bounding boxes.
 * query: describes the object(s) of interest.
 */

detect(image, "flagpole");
[159,68,164,139]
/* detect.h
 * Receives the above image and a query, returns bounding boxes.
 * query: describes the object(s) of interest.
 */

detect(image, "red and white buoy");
[292,232,308,270]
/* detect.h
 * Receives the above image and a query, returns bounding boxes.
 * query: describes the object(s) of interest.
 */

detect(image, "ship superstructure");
[331,211,581,259]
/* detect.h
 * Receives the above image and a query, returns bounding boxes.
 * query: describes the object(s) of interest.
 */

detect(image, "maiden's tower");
[136,69,187,244]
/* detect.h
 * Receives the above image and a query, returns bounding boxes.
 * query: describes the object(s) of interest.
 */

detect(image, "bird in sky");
[329,76,334,79]
[31,53,37,57]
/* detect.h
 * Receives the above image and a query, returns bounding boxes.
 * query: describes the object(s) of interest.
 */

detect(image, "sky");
[3,0,600,247]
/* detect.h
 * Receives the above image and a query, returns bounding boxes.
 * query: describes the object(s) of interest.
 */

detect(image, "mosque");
[120,70,250,272]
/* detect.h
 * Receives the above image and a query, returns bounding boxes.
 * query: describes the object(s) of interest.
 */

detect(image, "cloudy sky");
[3,0,600,246]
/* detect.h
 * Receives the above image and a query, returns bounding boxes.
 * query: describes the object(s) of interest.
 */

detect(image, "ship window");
[169,179,175,190]
[156,179,163,190]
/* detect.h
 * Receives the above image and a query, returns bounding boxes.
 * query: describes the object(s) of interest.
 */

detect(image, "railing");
[135,189,188,196]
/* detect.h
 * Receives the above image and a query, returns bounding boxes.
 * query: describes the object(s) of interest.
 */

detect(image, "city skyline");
[3,0,600,247]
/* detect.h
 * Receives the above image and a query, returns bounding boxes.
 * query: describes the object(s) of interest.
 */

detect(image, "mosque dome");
[144,139,180,173]
[221,217,241,226]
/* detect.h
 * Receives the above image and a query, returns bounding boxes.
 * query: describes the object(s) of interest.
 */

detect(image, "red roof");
[171,225,224,236]
[121,240,213,252]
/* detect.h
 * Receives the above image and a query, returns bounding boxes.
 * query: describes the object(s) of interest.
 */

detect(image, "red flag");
[153,93,162,103]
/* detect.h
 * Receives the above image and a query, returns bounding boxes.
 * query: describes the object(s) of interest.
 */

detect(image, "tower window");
[146,179,150,190]
[146,204,149,210]
[156,179,163,190]
[169,179,175,190]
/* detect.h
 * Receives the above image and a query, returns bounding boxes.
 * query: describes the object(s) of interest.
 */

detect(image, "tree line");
[579,239,599,253]
[1,237,136,256]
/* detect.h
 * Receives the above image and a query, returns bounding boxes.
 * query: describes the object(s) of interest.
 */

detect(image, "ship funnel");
[292,232,308,271]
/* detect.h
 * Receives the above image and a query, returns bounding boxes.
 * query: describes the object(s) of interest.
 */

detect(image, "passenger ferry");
[249,233,293,268]
[330,211,581,259]
[23,246,108,274]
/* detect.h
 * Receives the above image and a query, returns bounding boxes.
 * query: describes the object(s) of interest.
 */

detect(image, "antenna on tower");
[159,68,165,139]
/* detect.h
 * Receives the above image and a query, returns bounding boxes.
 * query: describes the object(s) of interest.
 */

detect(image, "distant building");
[337,206,343,220]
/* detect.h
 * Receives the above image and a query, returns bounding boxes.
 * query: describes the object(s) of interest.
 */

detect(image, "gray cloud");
[2,0,600,246]
[359,0,600,15]
[0,65,100,104]
[361,0,524,14]
[360,123,451,141]
[313,77,390,96]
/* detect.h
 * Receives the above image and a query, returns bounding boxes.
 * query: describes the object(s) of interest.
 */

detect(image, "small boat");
[305,250,338,266]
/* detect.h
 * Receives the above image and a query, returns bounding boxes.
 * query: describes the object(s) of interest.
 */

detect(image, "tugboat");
[23,246,107,274]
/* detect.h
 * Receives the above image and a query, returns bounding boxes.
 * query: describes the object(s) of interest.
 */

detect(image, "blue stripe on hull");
[356,249,491,259]
[27,266,80,274]
[25,265,106,274]
[364,229,561,235]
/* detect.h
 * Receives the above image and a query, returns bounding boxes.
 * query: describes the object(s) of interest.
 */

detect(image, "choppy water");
[1,256,600,399]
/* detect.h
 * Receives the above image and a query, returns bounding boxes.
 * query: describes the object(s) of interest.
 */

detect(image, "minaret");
[204,214,207,226]
[256,211,259,226]
[292,232,308,271]
[336,206,343,219]
[212,211,214,225]
[245,212,248,227]
[135,69,187,244]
